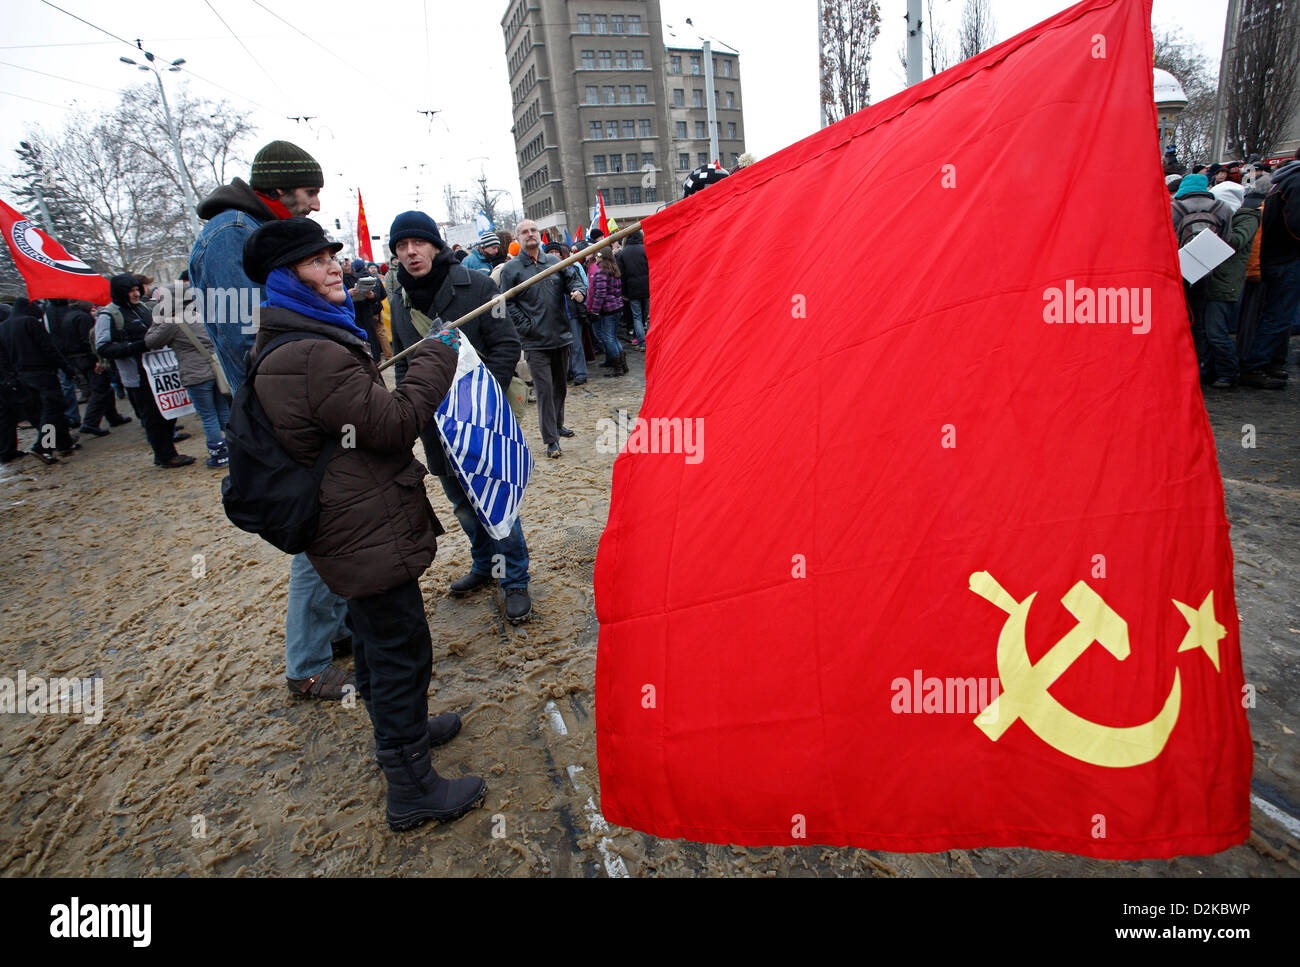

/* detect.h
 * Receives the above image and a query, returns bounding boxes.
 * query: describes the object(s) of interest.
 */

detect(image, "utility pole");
[703,40,720,164]
[120,51,201,239]
[1210,0,1240,163]
[906,0,923,87]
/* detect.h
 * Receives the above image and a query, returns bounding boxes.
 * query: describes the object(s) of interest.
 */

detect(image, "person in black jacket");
[0,297,77,460]
[386,210,534,624]
[616,230,650,349]
[94,274,194,468]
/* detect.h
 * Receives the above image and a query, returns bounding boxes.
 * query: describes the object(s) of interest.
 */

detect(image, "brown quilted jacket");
[251,306,457,599]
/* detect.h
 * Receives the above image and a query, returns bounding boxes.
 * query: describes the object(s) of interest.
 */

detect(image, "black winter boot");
[619,351,629,375]
[376,742,486,831]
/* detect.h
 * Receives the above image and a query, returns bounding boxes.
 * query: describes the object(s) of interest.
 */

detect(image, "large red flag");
[0,197,108,303]
[356,191,374,262]
[594,0,1251,859]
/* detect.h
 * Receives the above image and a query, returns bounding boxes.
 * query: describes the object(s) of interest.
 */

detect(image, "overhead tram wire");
[248,1,367,79]
[37,0,138,50]
[202,0,290,105]
[0,89,72,109]
[0,59,120,93]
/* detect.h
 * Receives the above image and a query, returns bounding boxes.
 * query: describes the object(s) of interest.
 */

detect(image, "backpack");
[220,332,338,554]
[1172,199,1227,249]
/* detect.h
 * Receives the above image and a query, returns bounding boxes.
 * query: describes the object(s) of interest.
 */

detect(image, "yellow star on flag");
[1173,592,1226,672]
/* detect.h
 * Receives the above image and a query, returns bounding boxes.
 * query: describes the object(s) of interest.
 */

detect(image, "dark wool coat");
[251,306,457,599]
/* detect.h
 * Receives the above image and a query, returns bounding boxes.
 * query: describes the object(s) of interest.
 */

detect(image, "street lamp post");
[120,51,201,240]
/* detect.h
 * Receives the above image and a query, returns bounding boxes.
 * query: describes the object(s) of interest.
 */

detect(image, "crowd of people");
[1165,147,1300,389]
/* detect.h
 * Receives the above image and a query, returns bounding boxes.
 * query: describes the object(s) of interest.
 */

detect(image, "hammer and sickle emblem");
[968,571,1205,769]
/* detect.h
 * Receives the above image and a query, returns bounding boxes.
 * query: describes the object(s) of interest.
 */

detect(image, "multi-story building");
[501,0,745,235]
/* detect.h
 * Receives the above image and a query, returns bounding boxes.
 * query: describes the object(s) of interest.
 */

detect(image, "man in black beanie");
[386,210,535,624]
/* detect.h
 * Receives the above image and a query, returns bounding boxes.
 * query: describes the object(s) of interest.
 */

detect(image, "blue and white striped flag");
[475,210,493,235]
[434,338,533,539]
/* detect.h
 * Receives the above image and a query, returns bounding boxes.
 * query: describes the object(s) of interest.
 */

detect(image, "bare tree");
[820,0,883,124]
[957,0,996,62]
[926,0,954,76]
[1223,0,1300,159]
[1153,29,1218,165]
[11,83,255,277]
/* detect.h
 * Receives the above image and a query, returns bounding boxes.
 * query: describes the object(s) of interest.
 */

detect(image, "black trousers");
[0,380,23,460]
[73,357,122,428]
[347,578,432,751]
[125,384,176,463]
[17,369,73,452]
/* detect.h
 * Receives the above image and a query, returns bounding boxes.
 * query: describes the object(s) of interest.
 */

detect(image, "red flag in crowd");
[0,197,108,304]
[596,190,609,236]
[356,191,374,263]
[594,0,1250,859]
[575,224,585,244]
[542,230,550,245]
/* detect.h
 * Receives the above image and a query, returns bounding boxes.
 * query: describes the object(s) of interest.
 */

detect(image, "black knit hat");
[242,217,342,284]
[683,162,730,197]
[388,210,444,254]
[249,140,324,192]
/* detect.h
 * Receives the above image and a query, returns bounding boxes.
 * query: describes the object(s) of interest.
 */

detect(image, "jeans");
[348,578,432,751]
[628,297,648,344]
[1241,259,1300,373]
[595,312,623,359]
[1203,301,1240,382]
[185,378,230,448]
[284,552,350,681]
[438,473,530,589]
[568,315,587,380]
[58,372,80,429]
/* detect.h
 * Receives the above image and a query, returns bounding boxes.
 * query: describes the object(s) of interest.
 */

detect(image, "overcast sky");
[1,0,1227,250]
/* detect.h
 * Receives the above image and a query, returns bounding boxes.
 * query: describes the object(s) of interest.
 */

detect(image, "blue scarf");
[263,266,367,341]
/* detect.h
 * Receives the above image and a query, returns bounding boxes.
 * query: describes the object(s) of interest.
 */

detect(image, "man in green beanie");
[189,140,355,703]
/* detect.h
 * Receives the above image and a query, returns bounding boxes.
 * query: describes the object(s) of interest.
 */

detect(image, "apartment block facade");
[501,0,745,233]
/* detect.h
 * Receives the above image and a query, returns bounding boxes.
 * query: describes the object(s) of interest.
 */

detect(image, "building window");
[725,90,735,108]
[670,54,681,73]
[581,50,595,70]
[589,121,603,140]
[594,14,607,34]
[606,120,619,139]
[629,186,641,204]
[673,88,684,107]
[730,153,739,167]
[598,50,611,69]
[593,155,606,173]
[630,49,644,68]
[641,153,655,169]
[610,154,623,172]
[577,13,590,33]
[618,85,632,104]
[634,85,648,104]
[694,120,707,139]
[628,15,641,34]
[611,188,627,205]
[697,152,708,166]
[584,86,598,104]
[622,119,635,138]
[677,153,689,170]
[626,153,639,171]
[675,121,687,138]
[611,14,624,34]
[692,89,704,108]
[722,59,732,77]
[602,85,615,104]
[646,186,657,201]
[727,122,737,139]
[690,54,701,74]
[614,50,628,69]
[637,119,651,137]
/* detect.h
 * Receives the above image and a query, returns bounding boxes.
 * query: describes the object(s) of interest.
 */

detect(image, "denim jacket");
[188,182,271,394]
